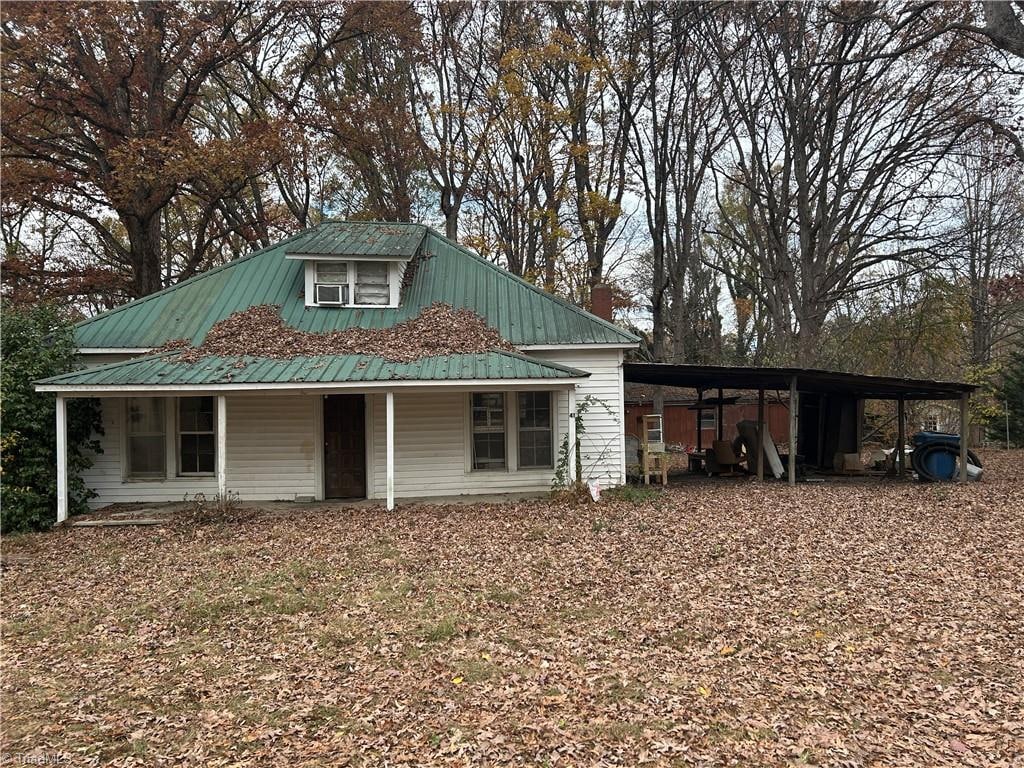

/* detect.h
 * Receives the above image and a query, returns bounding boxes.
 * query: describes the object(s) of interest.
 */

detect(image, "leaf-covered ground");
[3,452,1022,766]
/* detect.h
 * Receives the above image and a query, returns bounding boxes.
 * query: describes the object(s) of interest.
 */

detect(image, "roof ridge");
[423,227,639,344]
[73,225,319,332]
[318,219,427,227]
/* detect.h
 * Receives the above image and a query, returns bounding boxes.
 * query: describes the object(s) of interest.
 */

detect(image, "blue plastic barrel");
[919,447,957,480]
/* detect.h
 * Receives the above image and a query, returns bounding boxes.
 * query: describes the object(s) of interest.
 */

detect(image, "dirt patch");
[158,302,517,363]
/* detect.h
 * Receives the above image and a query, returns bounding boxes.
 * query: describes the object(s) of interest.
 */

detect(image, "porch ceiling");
[35,350,588,394]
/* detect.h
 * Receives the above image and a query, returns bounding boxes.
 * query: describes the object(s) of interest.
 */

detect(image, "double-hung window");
[518,392,553,469]
[126,398,166,479]
[354,261,390,305]
[179,397,216,475]
[315,262,348,305]
[471,393,506,470]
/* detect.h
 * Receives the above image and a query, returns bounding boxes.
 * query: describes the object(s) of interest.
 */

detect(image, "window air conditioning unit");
[316,283,348,305]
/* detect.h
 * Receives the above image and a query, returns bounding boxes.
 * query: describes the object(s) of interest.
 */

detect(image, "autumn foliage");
[2,460,1022,763]
[161,302,517,363]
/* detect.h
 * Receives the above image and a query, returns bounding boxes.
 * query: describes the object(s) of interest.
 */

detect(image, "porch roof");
[36,350,589,393]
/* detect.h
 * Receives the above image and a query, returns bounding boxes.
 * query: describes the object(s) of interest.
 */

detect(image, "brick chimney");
[590,283,614,322]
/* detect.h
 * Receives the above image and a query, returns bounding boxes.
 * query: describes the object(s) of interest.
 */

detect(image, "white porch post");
[216,395,227,496]
[386,390,395,510]
[56,395,68,523]
[567,386,577,486]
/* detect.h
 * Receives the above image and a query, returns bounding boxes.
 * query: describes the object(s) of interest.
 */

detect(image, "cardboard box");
[834,452,863,473]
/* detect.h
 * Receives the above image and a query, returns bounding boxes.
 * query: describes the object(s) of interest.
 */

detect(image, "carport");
[623,363,977,484]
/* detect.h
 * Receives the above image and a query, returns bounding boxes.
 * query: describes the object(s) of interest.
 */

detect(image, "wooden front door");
[324,395,366,498]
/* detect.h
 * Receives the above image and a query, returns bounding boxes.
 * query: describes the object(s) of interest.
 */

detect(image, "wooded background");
[2,1,1022,424]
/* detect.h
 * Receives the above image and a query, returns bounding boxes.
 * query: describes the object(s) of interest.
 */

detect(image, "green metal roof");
[284,221,426,257]
[73,222,639,349]
[37,350,589,389]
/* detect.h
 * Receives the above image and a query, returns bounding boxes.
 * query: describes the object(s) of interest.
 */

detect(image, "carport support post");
[757,389,765,482]
[788,377,798,486]
[896,396,905,477]
[696,389,703,453]
[386,391,395,510]
[959,392,969,483]
[716,388,724,442]
[56,395,68,524]
[216,395,227,496]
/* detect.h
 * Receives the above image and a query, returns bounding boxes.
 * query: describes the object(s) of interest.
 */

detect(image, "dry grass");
[2,450,1022,766]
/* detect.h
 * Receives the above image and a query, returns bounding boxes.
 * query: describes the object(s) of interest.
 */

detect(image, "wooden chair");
[705,440,742,476]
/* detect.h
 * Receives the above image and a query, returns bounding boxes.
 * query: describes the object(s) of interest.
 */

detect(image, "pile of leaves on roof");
[161,302,518,363]
[3,450,1023,766]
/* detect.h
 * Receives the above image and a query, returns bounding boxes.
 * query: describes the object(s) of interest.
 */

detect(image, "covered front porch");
[36,351,589,520]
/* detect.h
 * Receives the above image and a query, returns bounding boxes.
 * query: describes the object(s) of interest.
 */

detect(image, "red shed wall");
[625,402,790,448]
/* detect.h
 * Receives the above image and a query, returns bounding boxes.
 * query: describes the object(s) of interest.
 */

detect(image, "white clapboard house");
[36,222,638,518]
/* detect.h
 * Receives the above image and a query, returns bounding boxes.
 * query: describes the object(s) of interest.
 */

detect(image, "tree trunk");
[123,213,163,298]
[795,316,823,368]
[443,189,462,240]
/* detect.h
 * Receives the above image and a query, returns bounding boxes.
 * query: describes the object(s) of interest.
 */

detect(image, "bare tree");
[619,2,727,363]
[547,2,640,293]
[707,2,997,365]
[945,131,1024,365]
[411,1,508,239]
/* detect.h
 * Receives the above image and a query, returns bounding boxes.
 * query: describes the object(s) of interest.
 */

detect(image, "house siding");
[222,394,318,500]
[78,347,627,507]
[364,349,625,499]
[81,393,317,507]
[78,353,137,369]
[530,348,626,487]
[365,390,566,499]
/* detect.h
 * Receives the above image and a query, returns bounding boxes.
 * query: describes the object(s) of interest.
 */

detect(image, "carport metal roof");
[623,363,976,400]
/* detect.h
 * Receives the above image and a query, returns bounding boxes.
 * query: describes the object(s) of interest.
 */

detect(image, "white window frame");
[517,391,554,469]
[177,396,217,477]
[123,397,167,480]
[464,390,562,475]
[469,392,508,471]
[305,260,402,308]
[353,260,391,306]
[699,410,716,431]
[313,261,349,306]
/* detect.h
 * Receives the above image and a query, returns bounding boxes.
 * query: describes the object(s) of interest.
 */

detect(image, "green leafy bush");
[1,304,102,532]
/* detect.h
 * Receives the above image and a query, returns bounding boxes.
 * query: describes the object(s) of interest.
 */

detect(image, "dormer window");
[301,258,403,308]
[286,222,422,309]
[354,261,389,305]
[315,262,349,305]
